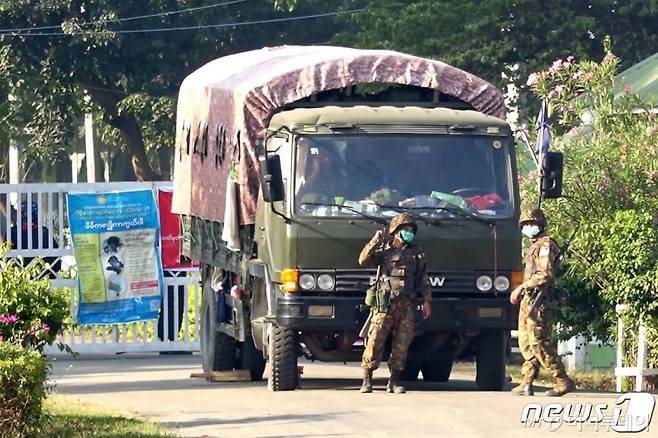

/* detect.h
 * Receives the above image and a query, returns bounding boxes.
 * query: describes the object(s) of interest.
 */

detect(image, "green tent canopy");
[615,52,658,105]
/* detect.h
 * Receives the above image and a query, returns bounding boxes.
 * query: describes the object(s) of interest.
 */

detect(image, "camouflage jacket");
[358,234,431,302]
[521,235,560,297]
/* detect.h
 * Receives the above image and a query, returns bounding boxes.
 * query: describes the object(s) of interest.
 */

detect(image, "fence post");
[635,323,647,392]
[616,304,625,393]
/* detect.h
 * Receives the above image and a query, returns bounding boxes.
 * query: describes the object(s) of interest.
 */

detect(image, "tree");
[0,0,350,180]
[337,0,658,110]
[521,42,658,375]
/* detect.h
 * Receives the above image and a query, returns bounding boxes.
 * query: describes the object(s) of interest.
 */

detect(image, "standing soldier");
[359,212,432,394]
[510,208,576,397]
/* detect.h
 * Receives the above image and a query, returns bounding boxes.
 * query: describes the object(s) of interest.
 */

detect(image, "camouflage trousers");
[361,296,415,372]
[518,295,566,382]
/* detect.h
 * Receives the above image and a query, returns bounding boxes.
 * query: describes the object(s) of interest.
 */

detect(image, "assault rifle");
[528,227,579,319]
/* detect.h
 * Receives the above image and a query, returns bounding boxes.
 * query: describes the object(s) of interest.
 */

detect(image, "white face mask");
[522,225,541,238]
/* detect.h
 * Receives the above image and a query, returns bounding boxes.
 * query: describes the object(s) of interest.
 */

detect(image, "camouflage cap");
[389,212,418,235]
[520,208,547,227]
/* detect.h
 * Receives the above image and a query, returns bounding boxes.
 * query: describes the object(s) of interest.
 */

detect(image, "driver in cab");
[295,145,346,211]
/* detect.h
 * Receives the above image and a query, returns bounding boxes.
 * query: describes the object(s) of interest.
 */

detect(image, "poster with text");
[67,190,164,324]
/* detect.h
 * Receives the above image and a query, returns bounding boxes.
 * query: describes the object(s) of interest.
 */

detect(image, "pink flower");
[0,336,4,342]
[526,72,540,87]
[549,59,564,75]
[555,85,566,95]
[42,323,50,332]
[647,125,657,135]
[582,72,595,82]
[623,84,631,96]
[646,171,657,182]
[566,55,575,62]
[547,88,557,98]
[572,70,583,80]
[0,315,18,324]
[603,52,617,63]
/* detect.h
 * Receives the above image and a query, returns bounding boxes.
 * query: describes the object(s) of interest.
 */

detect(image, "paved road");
[50,354,654,438]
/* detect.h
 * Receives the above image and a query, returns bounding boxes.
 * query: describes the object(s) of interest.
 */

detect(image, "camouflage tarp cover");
[172,45,505,224]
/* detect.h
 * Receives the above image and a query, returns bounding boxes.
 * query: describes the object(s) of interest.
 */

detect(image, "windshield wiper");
[379,203,493,226]
[373,204,441,226]
[301,202,388,226]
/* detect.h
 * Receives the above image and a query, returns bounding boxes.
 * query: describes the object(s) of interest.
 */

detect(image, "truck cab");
[250,105,521,390]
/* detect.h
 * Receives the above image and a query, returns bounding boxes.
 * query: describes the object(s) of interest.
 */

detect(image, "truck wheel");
[267,325,298,391]
[400,358,421,381]
[201,286,237,373]
[238,326,266,381]
[421,357,453,382]
[476,329,506,391]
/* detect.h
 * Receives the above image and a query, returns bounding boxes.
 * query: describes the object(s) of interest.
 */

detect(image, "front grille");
[331,269,502,299]
[335,269,377,294]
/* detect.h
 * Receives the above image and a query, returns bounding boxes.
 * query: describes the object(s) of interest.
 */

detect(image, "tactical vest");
[524,236,559,303]
[380,245,423,299]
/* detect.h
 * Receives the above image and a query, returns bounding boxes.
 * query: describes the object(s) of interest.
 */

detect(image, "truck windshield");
[294,134,515,219]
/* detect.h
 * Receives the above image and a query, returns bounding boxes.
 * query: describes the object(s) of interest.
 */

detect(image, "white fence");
[615,305,658,392]
[0,182,201,355]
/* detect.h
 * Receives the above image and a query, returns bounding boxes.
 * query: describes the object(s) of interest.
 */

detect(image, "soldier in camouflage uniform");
[510,209,576,397]
[359,212,432,394]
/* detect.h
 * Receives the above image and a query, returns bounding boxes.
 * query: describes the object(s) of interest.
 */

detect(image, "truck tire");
[267,325,298,391]
[400,358,421,381]
[201,286,237,373]
[421,357,453,382]
[476,329,506,391]
[238,326,266,381]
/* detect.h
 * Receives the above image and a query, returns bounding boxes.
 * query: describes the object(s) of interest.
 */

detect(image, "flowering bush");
[0,244,72,435]
[521,38,658,380]
[0,246,70,351]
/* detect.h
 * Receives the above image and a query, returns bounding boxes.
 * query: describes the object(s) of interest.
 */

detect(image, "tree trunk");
[110,113,161,181]
[87,86,161,181]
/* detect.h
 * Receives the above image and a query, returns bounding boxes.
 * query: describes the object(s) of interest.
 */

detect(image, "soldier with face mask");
[358,212,432,394]
[510,208,576,397]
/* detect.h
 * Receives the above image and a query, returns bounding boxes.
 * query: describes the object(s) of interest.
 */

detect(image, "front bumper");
[275,295,517,332]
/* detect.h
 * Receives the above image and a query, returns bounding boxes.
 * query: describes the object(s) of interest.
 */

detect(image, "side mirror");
[541,151,563,199]
[259,155,285,202]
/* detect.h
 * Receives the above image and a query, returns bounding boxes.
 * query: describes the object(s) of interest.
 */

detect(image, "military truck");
[172,46,562,391]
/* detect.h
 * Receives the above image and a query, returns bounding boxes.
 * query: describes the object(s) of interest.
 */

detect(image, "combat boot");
[545,374,576,397]
[386,371,407,394]
[360,369,373,393]
[510,382,534,396]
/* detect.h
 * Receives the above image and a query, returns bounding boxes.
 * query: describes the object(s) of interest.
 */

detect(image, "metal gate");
[0,182,201,354]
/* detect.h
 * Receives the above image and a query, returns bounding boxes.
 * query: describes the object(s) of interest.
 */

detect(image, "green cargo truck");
[172,46,562,391]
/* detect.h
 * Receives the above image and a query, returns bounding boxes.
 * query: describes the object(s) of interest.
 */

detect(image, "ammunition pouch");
[365,287,377,307]
[364,284,391,313]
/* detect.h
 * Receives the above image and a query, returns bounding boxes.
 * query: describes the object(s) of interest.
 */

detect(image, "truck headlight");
[299,274,316,291]
[317,274,335,291]
[494,276,510,292]
[476,275,493,292]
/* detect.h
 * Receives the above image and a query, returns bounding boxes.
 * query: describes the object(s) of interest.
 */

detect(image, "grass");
[506,363,616,391]
[41,395,176,438]
[453,361,616,391]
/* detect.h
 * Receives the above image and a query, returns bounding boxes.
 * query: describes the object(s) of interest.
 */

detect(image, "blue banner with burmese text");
[67,190,163,324]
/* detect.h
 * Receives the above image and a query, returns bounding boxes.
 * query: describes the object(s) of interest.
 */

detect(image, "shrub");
[0,342,49,437]
[0,246,70,351]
